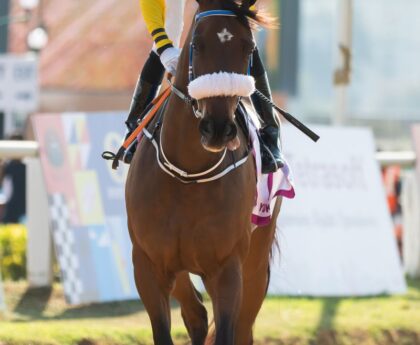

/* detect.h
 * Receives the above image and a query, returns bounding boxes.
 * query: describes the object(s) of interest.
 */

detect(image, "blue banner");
[33,113,137,304]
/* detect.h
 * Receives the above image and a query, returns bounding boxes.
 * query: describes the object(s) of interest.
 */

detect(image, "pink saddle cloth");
[249,115,295,227]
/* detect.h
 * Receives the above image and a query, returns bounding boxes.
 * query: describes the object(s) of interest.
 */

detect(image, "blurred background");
[0,0,420,344]
[1,0,419,145]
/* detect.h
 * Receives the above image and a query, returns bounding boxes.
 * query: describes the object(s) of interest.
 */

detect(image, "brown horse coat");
[126,1,281,344]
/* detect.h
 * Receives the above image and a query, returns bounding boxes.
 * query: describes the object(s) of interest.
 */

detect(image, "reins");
[137,10,254,184]
[102,87,172,169]
[103,8,319,180]
[149,6,320,182]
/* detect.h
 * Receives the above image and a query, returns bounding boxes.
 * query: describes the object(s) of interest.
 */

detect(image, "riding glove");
[160,47,180,75]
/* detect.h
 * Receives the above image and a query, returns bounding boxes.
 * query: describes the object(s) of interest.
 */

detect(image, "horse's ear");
[241,0,250,9]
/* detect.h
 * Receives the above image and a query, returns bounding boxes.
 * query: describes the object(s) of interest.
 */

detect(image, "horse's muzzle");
[199,117,238,152]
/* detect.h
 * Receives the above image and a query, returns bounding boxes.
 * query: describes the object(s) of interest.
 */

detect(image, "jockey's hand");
[160,47,180,75]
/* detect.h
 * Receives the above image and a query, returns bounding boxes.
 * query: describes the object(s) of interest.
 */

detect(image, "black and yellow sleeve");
[139,0,174,55]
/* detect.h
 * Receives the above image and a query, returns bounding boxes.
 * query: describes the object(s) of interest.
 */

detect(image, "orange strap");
[123,87,171,149]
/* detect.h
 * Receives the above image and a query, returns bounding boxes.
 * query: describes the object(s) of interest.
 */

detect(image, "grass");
[0,279,419,345]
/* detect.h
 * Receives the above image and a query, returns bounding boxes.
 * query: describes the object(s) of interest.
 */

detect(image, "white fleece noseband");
[188,72,255,100]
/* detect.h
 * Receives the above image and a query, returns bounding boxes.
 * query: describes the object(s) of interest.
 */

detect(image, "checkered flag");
[49,193,83,304]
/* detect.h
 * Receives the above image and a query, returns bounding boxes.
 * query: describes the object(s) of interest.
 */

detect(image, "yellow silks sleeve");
[139,0,174,54]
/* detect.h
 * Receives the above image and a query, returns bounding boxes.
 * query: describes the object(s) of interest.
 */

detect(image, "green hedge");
[0,225,27,281]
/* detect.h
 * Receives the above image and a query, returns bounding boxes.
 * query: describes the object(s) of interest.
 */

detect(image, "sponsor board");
[403,124,420,277]
[269,126,406,296]
[413,124,420,176]
[33,113,136,304]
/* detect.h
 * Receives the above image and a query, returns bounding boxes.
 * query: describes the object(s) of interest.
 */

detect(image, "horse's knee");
[203,256,244,345]
[182,307,208,345]
[172,272,208,344]
[235,264,269,345]
[178,288,208,342]
[131,249,175,344]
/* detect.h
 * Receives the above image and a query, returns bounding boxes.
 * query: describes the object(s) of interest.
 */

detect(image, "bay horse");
[126,1,281,344]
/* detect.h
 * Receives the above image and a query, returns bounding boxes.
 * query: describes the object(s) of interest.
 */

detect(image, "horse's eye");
[243,40,256,55]
[192,41,204,54]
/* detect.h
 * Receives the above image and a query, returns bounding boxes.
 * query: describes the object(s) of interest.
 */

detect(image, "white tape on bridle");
[188,72,255,100]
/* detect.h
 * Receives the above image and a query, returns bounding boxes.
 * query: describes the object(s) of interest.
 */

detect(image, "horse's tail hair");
[266,225,280,296]
[265,263,271,296]
[204,320,216,345]
[270,227,280,261]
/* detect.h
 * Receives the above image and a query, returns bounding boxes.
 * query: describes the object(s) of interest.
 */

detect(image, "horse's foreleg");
[235,198,282,345]
[172,271,208,345]
[132,246,174,345]
[235,257,271,345]
[204,255,243,345]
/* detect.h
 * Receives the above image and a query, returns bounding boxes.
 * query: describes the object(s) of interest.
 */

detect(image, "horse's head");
[187,0,262,153]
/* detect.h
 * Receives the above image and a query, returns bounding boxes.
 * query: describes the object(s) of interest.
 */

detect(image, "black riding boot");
[123,51,165,163]
[251,49,285,173]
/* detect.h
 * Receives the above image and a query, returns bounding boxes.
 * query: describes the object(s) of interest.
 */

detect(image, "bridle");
[189,10,254,83]
[171,9,255,119]
[143,9,253,184]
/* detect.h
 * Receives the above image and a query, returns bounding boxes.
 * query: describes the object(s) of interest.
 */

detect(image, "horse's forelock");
[220,0,277,30]
[196,0,274,29]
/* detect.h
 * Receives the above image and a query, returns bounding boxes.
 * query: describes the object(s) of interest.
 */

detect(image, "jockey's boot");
[123,51,165,163]
[251,71,285,174]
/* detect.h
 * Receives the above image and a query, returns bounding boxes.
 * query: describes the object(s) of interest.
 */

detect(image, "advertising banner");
[413,125,420,175]
[402,124,420,277]
[33,113,136,304]
[269,126,406,296]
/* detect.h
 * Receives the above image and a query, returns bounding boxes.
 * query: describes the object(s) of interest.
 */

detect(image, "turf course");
[0,279,419,345]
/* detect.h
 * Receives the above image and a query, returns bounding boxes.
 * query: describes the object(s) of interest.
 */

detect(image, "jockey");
[124,0,284,173]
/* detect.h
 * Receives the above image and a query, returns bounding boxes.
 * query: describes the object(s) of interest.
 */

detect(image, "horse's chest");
[134,177,253,264]
[135,161,253,222]
[129,150,255,271]
[139,186,250,233]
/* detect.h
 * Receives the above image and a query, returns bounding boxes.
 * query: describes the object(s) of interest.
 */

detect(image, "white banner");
[0,54,39,113]
[402,170,420,277]
[403,124,420,277]
[269,126,406,296]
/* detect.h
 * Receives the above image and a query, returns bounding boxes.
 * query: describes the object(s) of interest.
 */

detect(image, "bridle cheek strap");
[188,72,255,100]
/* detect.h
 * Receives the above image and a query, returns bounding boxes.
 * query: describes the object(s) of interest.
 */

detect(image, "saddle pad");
[248,111,295,227]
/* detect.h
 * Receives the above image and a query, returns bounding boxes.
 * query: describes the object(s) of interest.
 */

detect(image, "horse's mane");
[221,0,277,29]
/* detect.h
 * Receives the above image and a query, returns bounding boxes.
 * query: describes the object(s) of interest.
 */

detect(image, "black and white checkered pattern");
[49,193,83,304]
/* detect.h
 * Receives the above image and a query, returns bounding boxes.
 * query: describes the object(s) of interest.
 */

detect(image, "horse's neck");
[160,49,224,173]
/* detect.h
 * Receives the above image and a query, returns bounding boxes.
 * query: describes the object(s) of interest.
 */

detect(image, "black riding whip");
[254,89,320,143]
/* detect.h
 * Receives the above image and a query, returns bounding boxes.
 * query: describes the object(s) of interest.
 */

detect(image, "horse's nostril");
[199,119,214,137]
[224,123,237,140]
